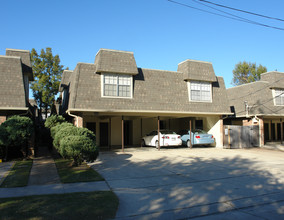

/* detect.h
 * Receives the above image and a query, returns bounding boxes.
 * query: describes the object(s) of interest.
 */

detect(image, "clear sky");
[1,0,284,92]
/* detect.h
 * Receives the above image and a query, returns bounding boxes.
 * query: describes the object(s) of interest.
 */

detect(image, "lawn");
[54,158,104,183]
[0,160,33,188]
[0,191,119,220]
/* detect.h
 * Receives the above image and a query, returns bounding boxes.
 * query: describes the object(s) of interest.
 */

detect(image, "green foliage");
[60,136,98,166]
[50,122,73,139]
[232,61,267,86]
[53,126,79,150]
[1,116,34,147]
[44,115,66,129]
[31,48,65,118]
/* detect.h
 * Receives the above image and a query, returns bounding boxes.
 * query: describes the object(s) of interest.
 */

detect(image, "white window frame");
[101,73,133,99]
[187,81,212,102]
[273,89,284,106]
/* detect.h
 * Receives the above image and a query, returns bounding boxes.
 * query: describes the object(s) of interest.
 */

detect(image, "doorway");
[124,120,132,146]
[100,122,108,146]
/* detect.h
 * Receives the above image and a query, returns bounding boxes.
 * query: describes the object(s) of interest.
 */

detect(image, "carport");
[70,110,225,151]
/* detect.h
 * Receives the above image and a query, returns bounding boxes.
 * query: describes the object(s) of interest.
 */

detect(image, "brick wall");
[0,116,6,124]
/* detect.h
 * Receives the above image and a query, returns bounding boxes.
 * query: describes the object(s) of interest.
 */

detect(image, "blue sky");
[1,0,284,92]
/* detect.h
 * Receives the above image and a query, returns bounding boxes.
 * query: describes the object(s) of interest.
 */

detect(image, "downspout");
[67,110,79,127]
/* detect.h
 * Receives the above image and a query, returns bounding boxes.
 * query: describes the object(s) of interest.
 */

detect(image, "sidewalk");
[0,146,109,199]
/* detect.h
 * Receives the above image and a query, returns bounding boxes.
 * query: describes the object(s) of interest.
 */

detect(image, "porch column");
[220,117,224,148]
[77,116,83,128]
[158,116,160,151]
[122,116,124,152]
[259,117,264,146]
[141,118,143,148]
[189,120,192,148]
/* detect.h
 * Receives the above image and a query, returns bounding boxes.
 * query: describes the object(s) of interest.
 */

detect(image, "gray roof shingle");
[227,71,284,117]
[178,59,217,82]
[0,56,27,108]
[65,55,231,115]
[6,49,33,81]
[94,49,138,75]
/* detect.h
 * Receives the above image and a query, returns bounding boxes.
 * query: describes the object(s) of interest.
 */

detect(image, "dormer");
[94,49,138,98]
[178,59,217,103]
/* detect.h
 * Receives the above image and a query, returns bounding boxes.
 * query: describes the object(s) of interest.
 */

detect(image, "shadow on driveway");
[90,148,284,219]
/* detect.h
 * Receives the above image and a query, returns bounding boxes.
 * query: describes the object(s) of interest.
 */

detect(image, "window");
[274,89,284,105]
[188,81,212,102]
[102,74,132,98]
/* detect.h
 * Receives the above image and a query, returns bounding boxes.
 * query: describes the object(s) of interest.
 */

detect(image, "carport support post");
[189,120,192,148]
[158,116,160,151]
[122,116,124,152]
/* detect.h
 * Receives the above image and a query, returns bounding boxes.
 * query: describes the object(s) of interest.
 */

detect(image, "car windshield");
[160,130,176,135]
[193,129,207,134]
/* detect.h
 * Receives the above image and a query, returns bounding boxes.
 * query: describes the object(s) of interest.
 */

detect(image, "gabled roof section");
[94,49,138,75]
[260,71,284,89]
[178,59,216,82]
[6,49,34,81]
[59,70,73,92]
[227,79,284,117]
[0,55,27,109]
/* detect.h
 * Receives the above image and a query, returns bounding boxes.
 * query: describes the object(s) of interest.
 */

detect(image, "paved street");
[90,147,284,219]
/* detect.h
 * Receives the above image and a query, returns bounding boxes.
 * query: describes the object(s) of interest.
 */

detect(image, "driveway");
[90,147,284,219]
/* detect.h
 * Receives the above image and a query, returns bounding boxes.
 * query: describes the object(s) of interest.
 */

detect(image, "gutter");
[67,110,79,127]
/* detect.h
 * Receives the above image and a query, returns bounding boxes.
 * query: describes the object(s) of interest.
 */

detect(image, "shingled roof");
[178,59,217,82]
[63,50,231,116]
[0,55,27,109]
[227,71,284,117]
[6,49,33,81]
[94,49,138,75]
[59,70,73,92]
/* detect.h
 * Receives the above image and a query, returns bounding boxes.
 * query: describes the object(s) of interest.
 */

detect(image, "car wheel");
[187,140,192,148]
[155,140,159,149]
[141,140,146,147]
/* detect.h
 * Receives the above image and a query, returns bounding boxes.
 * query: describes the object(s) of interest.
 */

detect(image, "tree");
[31,48,64,119]
[232,61,267,86]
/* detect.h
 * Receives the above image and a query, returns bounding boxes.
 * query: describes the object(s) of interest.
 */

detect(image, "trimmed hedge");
[60,135,98,166]
[45,115,66,129]
[50,122,73,139]
[0,116,34,159]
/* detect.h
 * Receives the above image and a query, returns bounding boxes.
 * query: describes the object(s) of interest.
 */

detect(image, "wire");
[198,0,284,22]
[168,0,284,31]
[191,0,274,29]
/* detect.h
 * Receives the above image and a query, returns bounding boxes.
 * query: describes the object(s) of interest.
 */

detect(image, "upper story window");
[188,81,212,102]
[102,73,132,98]
[274,89,284,105]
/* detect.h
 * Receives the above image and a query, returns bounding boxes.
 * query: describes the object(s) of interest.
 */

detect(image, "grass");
[0,191,119,220]
[0,160,33,188]
[54,158,104,183]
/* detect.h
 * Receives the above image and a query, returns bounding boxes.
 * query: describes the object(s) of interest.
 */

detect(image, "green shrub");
[53,126,78,150]
[60,135,98,166]
[50,122,73,139]
[45,115,66,129]
[1,116,34,158]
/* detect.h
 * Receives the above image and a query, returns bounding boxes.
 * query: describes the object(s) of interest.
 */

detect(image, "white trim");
[273,88,284,106]
[187,81,212,103]
[68,108,233,115]
[6,48,30,53]
[0,107,28,110]
[101,73,133,99]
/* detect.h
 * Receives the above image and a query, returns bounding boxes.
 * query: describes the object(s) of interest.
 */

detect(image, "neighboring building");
[59,49,232,148]
[0,49,34,123]
[227,71,284,145]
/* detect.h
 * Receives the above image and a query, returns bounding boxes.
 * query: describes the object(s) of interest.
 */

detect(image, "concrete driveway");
[90,147,284,219]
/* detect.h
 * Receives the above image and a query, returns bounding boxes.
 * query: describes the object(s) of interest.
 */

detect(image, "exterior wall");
[206,116,222,148]
[0,115,6,124]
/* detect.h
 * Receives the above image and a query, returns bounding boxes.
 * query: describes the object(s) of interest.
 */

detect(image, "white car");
[141,130,182,148]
